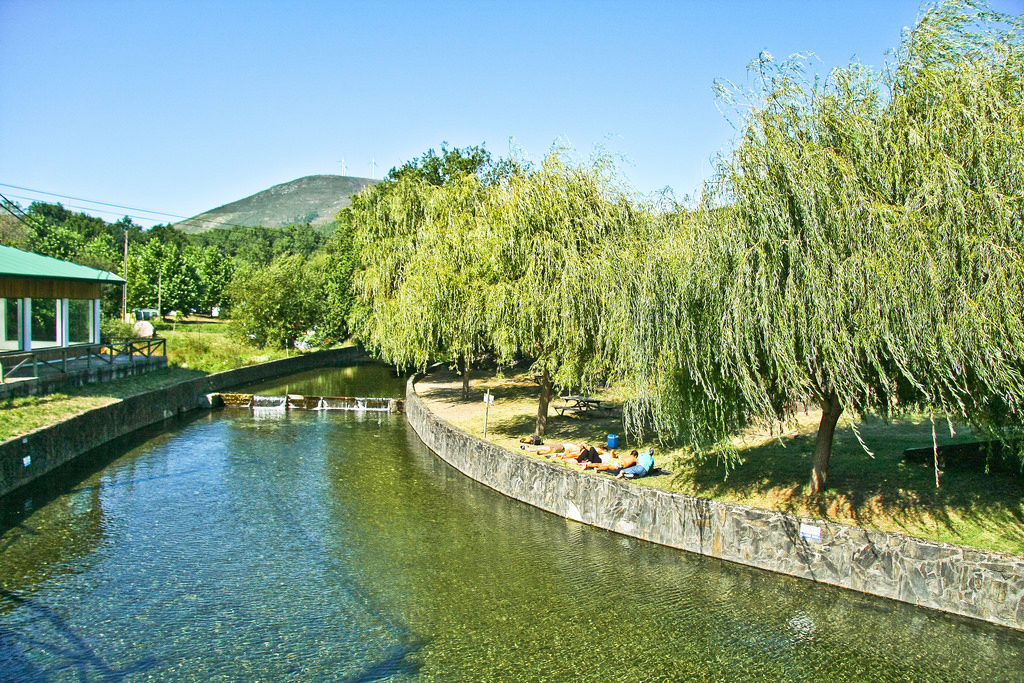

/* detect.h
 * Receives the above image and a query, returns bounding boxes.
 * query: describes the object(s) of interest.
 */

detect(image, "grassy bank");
[0,367,208,441]
[0,317,306,442]
[416,366,1024,556]
[157,317,293,372]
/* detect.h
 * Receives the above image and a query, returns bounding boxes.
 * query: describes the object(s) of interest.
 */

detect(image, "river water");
[1,365,1022,680]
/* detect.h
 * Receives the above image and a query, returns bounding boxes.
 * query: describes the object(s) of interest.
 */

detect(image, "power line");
[0,182,187,219]
[0,193,229,228]
[0,193,44,231]
[1,193,172,225]
[0,185,325,232]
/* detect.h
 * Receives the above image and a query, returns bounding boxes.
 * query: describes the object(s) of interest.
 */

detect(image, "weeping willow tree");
[350,175,485,395]
[615,0,1024,494]
[350,174,430,362]
[875,0,1024,468]
[350,145,518,396]
[483,151,643,435]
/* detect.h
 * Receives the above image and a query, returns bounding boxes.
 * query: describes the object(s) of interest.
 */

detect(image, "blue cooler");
[607,434,619,449]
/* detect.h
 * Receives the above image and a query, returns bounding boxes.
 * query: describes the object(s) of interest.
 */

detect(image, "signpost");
[483,390,494,438]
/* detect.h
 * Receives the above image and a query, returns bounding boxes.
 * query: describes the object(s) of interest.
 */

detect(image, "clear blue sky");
[1,0,1021,227]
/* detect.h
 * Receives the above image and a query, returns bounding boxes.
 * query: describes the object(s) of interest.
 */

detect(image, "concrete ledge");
[405,375,1024,631]
[0,347,366,497]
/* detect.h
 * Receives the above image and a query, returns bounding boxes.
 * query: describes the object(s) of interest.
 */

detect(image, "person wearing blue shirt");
[617,448,655,479]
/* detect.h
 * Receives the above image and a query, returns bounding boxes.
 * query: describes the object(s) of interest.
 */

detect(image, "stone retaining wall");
[406,376,1024,630]
[0,347,365,497]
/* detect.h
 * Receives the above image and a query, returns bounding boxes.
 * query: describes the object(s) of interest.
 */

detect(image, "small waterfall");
[315,396,391,412]
[365,398,391,412]
[252,395,287,408]
[216,393,394,413]
[251,396,286,420]
[320,397,348,410]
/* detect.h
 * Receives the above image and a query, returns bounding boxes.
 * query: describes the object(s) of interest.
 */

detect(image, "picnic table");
[555,395,606,416]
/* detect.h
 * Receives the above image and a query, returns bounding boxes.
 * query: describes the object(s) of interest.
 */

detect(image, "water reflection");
[239,362,407,398]
[0,590,159,681]
[0,404,1021,680]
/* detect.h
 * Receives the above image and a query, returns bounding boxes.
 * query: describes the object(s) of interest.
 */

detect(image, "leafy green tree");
[229,253,330,349]
[126,239,161,311]
[189,223,326,266]
[615,0,1024,493]
[352,174,491,397]
[127,239,203,314]
[384,142,518,187]
[160,242,203,313]
[319,217,358,341]
[195,246,233,312]
[28,202,113,242]
[272,223,327,260]
[352,148,642,429]
[349,143,519,395]
[481,152,640,434]
[31,223,86,262]
[0,198,32,248]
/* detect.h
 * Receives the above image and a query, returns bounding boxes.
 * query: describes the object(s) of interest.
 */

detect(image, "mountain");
[175,175,378,233]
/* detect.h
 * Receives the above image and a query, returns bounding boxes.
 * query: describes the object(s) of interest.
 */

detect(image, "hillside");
[175,175,378,233]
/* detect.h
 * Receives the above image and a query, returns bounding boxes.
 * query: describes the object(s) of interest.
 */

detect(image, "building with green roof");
[0,245,125,351]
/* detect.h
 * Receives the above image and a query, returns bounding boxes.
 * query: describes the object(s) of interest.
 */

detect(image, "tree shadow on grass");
[419,368,1024,553]
[679,418,1024,552]
[420,381,543,407]
[420,364,623,413]
[482,412,620,443]
[2,393,73,409]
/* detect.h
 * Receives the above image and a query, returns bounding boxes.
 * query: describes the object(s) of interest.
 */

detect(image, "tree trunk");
[809,391,843,495]
[457,354,470,400]
[536,367,552,436]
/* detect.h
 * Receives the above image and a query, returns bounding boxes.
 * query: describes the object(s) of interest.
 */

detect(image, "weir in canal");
[1,364,1022,680]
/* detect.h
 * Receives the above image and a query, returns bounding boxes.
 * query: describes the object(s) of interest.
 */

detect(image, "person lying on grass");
[617,448,654,479]
[523,441,585,457]
[580,449,637,473]
[574,444,615,465]
[524,442,617,466]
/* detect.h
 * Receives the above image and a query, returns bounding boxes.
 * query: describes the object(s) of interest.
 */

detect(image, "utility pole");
[122,226,129,321]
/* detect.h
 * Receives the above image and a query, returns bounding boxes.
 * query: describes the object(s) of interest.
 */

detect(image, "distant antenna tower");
[338,158,347,175]
[370,158,376,178]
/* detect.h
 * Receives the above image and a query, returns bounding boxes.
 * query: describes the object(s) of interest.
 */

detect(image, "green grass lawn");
[0,367,207,441]
[1,317,301,442]
[417,365,1024,556]
[156,317,293,373]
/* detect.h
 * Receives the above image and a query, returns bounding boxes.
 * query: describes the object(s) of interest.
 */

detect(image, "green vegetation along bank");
[418,366,1024,557]
[4,2,1021,530]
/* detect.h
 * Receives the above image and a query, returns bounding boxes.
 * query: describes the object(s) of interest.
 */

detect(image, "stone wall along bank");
[405,376,1024,631]
[0,347,366,498]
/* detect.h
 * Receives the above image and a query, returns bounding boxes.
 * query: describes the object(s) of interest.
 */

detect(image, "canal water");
[1,366,1022,680]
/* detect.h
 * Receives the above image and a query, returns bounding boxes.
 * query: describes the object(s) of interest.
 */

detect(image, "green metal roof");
[0,245,125,283]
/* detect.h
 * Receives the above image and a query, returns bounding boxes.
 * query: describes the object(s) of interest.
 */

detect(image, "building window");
[32,298,59,349]
[0,298,19,351]
[69,299,92,344]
